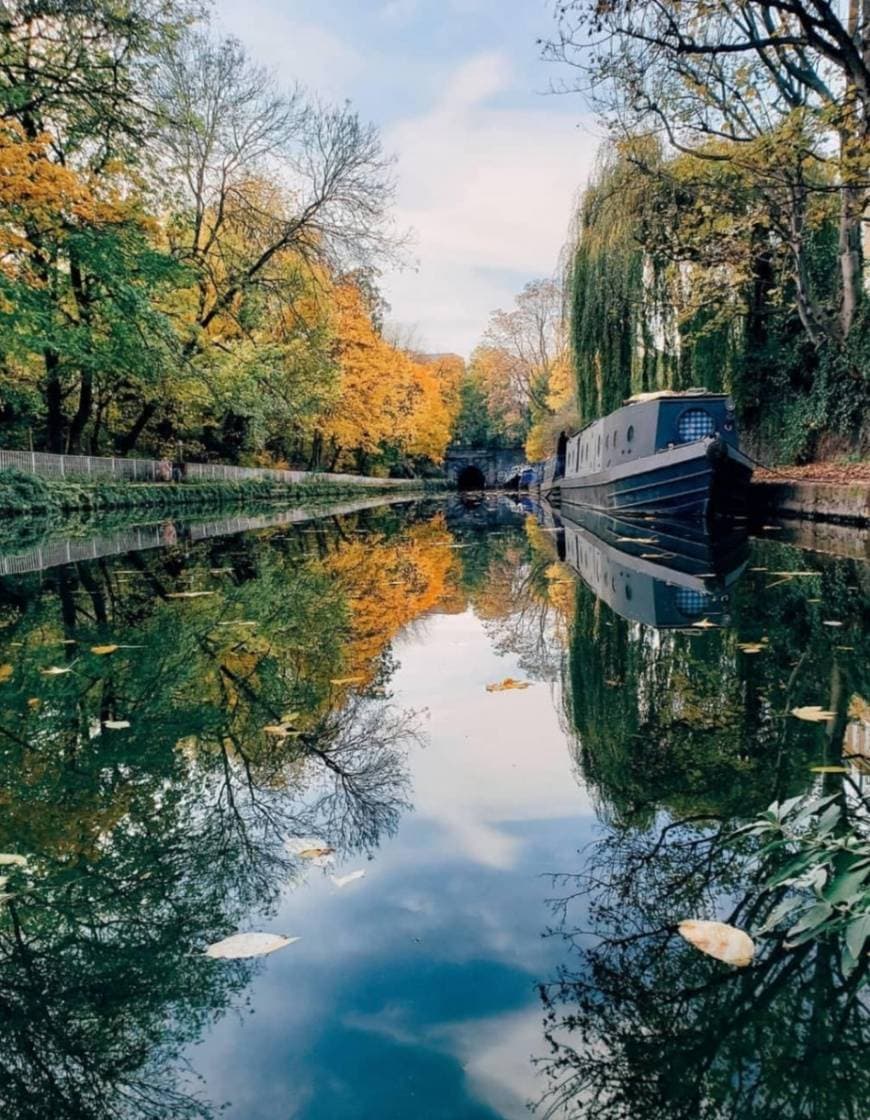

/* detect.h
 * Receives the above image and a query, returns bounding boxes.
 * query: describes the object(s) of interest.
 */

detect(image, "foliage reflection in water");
[0,496,866,1119]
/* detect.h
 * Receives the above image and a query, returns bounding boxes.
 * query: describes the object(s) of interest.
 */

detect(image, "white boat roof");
[624,388,720,405]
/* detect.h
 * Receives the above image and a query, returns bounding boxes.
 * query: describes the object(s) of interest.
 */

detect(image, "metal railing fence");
[0,448,413,488]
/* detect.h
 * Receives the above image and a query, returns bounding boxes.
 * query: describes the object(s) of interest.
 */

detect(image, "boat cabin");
[564,390,738,481]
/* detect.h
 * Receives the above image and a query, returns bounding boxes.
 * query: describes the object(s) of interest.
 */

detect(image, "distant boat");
[554,504,749,629]
[542,389,753,520]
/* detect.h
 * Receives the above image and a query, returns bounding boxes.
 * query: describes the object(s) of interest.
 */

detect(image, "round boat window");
[627,424,634,442]
[677,408,715,443]
[674,587,712,619]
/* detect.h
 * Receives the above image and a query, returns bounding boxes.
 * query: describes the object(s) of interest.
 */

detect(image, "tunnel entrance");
[457,464,486,491]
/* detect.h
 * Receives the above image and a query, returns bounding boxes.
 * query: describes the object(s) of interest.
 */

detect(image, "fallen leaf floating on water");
[616,536,658,544]
[40,665,73,676]
[791,705,836,722]
[677,920,755,967]
[298,847,335,860]
[0,853,27,868]
[486,678,531,692]
[330,676,365,685]
[166,590,216,599]
[738,642,766,654]
[91,644,119,656]
[27,698,39,709]
[262,723,299,739]
[822,620,844,627]
[810,765,849,773]
[103,720,131,730]
[692,618,719,630]
[204,932,299,960]
[285,836,335,867]
[0,664,12,682]
[215,620,257,627]
[331,869,366,889]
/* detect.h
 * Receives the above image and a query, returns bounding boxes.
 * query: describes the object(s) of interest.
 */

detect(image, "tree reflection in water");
[536,532,870,1120]
[0,507,437,1120]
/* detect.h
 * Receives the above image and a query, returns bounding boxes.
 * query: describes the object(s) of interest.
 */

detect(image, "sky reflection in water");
[0,495,867,1120]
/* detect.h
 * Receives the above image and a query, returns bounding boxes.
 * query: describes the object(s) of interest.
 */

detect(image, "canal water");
[0,495,867,1119]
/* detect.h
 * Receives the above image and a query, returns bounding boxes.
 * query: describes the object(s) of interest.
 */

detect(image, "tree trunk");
[67,370,93,453]
[44,351,64,453]
[117,401,157,456]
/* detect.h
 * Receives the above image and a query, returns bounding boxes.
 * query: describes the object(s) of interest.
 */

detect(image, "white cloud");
[212,0,363,99]
[382,52,596,354]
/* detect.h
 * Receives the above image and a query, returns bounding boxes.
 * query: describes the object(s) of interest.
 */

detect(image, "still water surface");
[0,496,867,1119]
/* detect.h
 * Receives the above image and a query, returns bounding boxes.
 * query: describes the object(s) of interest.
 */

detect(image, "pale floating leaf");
[297,847,335,860]
[0,664,13,682]
[486,677,531,692]
[91,644,119,655]
[215,620,257,627]
[104,720,131,730]
[791,705,836,722]
[263,724,292,737]
[822,620,844,628]
[810,765,849,773]
[692,618,719,630]
[204,932,299,960]
[616,536,658,544]
[738,642,765,654]
[678,919,755,967]
[166,591,216,599]
[330,676,365,685]
[40,665,73,676]
[0,853,27,867]
[331,869,366,889]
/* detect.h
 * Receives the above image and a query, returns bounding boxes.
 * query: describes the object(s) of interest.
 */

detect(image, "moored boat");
[546,390,752,520]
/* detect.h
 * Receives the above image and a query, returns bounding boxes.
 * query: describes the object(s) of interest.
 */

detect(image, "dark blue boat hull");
[557,439,751,520]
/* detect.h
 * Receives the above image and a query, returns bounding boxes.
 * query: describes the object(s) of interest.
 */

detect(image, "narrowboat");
[555,504,749,629]
[547,389,752,519]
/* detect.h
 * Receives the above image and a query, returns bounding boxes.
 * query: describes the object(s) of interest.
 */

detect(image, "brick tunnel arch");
[457,464,486,491]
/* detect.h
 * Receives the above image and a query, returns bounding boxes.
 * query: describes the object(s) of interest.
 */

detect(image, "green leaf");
[823,865,870,907]
[787,901,834,939]
[757,895,805,934]
[845,913,870,961]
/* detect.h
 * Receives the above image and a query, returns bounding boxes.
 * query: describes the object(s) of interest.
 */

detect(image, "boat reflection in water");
[550,503,749,629]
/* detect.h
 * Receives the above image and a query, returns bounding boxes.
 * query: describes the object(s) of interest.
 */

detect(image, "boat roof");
[623,388,723,405]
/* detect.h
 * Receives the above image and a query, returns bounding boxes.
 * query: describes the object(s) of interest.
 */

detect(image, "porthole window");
[627,424,634,443]
[605,434,610,450]
[597,436,601,455]
[677,408,715,443]
[674,587,712,619]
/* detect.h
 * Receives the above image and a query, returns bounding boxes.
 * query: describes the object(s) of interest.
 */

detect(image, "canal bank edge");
[750,478,870,526]
[0,467,447,518]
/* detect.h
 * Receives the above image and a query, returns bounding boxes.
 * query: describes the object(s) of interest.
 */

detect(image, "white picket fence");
[0,447,414,489]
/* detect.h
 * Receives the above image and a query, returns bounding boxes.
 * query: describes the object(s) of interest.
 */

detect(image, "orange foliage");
[326,516,457,684]
[318,283,454,465]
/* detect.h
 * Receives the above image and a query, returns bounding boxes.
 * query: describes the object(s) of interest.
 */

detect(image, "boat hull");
[557,438,752,520]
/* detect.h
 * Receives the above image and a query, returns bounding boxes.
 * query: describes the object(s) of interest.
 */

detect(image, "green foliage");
[739,793,870,975]
[567,147,870,459]
[0,467,419,517]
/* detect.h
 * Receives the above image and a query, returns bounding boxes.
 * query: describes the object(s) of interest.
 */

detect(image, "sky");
[213,0,599,357]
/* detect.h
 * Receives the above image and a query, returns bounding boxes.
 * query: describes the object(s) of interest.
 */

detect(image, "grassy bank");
[0,467,445,517]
